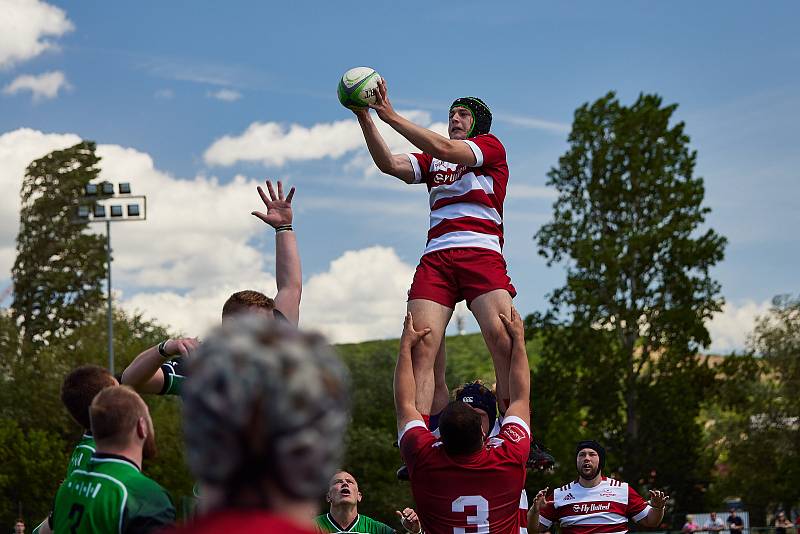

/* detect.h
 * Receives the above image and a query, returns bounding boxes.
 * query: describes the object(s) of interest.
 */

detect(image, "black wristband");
[275,224,293,233]
[157,340,170,359]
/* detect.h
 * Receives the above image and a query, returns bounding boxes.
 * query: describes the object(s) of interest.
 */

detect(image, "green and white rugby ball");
[337,67,382,109]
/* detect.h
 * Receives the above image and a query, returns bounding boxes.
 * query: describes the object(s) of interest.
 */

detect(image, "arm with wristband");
[251,179,302,326]
[121,337,199,394]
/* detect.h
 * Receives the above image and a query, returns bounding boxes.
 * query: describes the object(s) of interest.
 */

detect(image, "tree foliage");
[12,141,107,355]
[532,91,726,522]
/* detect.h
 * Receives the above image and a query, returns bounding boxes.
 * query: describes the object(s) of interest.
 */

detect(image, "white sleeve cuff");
[405,154,423,183]
[463,140,483,167]
[502,415,531,438]
[399,419,427,443]
[538,516,553,528]
[633,505,652,523]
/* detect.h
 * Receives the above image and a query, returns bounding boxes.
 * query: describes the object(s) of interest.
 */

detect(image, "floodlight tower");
[74,181,147,373]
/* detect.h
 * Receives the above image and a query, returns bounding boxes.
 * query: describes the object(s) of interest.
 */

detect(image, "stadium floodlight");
[72,182,147,374]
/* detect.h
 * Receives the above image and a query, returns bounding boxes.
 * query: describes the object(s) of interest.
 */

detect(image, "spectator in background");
[775,512,792,534]
[727,509,744,534]
[682,515,699,533]
[168,316,350,533]
[14,520,25,533]
[704,512,725,533]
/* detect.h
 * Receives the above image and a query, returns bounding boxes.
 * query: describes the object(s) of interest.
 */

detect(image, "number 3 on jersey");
[452,495,489,534]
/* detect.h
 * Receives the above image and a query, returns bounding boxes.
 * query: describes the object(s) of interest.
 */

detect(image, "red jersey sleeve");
[538,497,556,528]
[497,416,531,465]
[398,420,436,478]
[406,153,433,185]
[626,485,651,522]
[463,134,506,168]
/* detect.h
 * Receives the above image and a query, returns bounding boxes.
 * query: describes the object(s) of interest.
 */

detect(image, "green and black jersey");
[52,453,175,534]
[315,513,396,534]
[67,434,96,476]
[159,357,187,396]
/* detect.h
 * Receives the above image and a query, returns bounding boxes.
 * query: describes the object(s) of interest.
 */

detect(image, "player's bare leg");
[470,289,514,414]
[431,338,449,418]
[407,299,453,418]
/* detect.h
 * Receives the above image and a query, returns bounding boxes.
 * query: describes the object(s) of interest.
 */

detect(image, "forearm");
[507,338,530,412]
[382,111,452,158]
[273,229,301,324]
[394,342,418,425]
[527,508,540,532]
[358,112,398,173]
[642,505,665,527]
[122,345,164,387]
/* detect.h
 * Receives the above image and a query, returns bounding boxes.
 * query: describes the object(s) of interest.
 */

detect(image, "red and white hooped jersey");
[406,133,508,256]
[538,477,651,534]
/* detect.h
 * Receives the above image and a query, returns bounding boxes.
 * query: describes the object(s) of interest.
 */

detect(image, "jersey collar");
[327,512,360,532]
[92,452,141,471]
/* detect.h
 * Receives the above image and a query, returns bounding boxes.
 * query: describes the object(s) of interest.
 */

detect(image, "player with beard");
[51,386,175,533]
[527,440,668,534]
[316,470,421,534]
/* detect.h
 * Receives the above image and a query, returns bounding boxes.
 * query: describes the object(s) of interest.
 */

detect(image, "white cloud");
[203,110,447,169]
[706,298,772,353]
[208,88,241,102]
[3,70,69,101]
[494,113,571,134]
[0,0,73,69]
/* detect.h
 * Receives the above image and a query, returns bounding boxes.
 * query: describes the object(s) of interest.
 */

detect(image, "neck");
[95,443,142,470]
[578,472,603,488]
[330,503,358,529]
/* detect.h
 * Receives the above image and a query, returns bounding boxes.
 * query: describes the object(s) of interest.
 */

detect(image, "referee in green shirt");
[52,386,175,533]
[316,470,421,534]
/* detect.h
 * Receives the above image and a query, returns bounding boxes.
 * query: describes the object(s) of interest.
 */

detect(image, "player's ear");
[136,417,148,440]
[357,491,362,503]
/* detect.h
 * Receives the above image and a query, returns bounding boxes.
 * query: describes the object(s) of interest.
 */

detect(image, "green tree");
[533,92,726,519]
[705,295,800,524]
[12,141,107,355]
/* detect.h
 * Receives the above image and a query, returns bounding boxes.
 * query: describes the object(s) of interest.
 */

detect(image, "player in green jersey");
[316,470,421,534]
[52,386,175,533]
[33,365,119,534]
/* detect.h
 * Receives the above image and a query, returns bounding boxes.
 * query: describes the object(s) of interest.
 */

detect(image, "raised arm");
[394,313,431,432]
[499,306,530,427]
[370,79,477,166]
[121,338,199,394]
[251,180,302,325]
[353,107,416,183]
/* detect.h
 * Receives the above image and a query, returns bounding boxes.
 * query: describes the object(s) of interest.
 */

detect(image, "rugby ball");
[337,67,382,109]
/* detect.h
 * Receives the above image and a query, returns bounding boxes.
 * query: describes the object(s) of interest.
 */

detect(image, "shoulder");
[362,514,395,533]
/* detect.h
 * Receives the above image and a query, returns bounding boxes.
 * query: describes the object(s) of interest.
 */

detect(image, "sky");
[0,0,797,351]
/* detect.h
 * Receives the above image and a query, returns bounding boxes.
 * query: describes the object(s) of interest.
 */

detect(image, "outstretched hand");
[369,78,396,122]
[499,306,525,342]
[396,508,421,534]
[164,337,200,358]
[531,487,549,513]
[400,312,431,349]
[649,489,668,509]
[252,179,295,228]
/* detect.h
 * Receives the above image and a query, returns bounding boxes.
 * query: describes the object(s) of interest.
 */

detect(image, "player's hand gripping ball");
[337,66,382,110]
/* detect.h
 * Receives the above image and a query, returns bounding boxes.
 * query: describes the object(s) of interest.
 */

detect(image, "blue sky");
[1,1,797,349]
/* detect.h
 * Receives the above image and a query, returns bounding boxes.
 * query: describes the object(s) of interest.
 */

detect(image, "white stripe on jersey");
[424,231,501,255]
[406,154,423,184]
[429,171,495,207]
[464,139,484,167]
[559,512,629,526]
[430,202,502,229]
